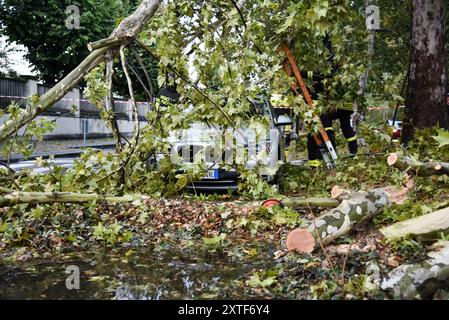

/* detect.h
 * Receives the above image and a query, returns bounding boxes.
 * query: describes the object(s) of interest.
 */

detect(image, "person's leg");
[337,109,358,154]
[307,134,322,161]
[321,110,337,150]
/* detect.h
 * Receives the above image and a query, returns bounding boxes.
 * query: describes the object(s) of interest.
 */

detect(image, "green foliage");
[343,274,368,299]
[0,103,56,161]
[254,206,302,228]
[387,237,426,262]
[202,233,227,247]
[0,0,126,83]
[310,279,338,300]
[92,221,132,245]
[408,129,449,161]
[374,201,434,226]
[432,129,449,148]
[141,0,367,129]
[246,272,277,288]
[237,168,277,200]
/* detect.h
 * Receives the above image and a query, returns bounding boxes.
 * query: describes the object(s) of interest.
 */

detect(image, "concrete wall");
[0,78,151,140]
[0,115,148,140]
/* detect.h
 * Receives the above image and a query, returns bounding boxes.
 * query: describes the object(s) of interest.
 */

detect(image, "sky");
[0,36,36,77]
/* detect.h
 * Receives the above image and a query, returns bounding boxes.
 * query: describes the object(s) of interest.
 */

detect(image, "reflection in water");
[0,246,275,300]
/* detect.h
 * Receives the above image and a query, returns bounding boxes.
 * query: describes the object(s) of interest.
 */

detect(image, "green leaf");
[247,273,277,288]
[0,222,8,233]
[432,129,449,147]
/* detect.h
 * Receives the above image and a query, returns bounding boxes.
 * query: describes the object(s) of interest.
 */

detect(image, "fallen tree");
[380,206,449,241]
[281,197,340,209]
[232,197,340,209]
[380,241,449,299]
[387,153,449,176]
[0,0,162,143]
[286,188,390,253]
[0,189,145,208]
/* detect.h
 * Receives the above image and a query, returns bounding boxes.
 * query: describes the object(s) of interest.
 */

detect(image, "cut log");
[387,153,449,176]
[331,185,345,199]
[380,241,449,299]
[380,206,449,241]
[0,191,145,208]
[286,229,315,253]
[286,189,390,253]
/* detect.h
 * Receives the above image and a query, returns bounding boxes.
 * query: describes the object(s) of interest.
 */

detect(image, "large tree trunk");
[380,241,449,299]
[285,189,390,253]
[402,0,449,144]
[0,0,161,143]
[380,206,449,240]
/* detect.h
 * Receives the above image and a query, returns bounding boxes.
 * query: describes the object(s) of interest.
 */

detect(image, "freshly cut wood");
[380,241,449,299]
[382,175,415,205]
[380,206,449,240]
[331,185,345,199]
[286,229,315,253]
[387,153,398,166]
[0,190,145,208]
[286,189,390,253]
[387,153,449,176]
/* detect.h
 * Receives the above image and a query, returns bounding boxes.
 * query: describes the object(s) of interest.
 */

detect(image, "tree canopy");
[0,0,127,83]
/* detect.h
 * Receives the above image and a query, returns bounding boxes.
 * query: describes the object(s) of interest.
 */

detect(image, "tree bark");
[402,0,449,144]
[286,189,390,253]
[380,206,449,240]
[0,0,161,143]
[380,241,449,299]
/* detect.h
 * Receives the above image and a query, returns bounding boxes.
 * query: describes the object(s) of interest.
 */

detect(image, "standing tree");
[402,0,449,144]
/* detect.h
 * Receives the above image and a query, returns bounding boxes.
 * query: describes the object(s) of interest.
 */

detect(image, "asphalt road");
[9,157,77,174]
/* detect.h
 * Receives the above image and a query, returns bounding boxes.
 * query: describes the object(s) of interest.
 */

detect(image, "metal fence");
[0,77,27,108]
[137,102,149,121]
[114,100,131,120]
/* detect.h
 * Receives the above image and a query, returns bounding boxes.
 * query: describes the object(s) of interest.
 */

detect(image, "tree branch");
[0,0,161,143]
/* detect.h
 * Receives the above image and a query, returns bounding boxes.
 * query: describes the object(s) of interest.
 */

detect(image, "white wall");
[0,115,148,140]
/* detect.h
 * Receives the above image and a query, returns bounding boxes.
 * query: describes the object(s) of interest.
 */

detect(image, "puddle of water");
[0,245,277,300]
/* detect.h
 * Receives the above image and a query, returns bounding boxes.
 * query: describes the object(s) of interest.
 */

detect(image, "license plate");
[204,169,219,180]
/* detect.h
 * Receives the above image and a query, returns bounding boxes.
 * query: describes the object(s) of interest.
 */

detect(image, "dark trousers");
[307,109,358,160]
